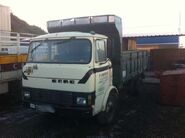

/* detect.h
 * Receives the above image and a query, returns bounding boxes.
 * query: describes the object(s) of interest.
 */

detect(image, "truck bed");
[121,50,149,82]
[0,31,33,94]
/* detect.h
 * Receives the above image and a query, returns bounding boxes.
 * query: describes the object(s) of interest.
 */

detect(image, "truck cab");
[23,31,118,123]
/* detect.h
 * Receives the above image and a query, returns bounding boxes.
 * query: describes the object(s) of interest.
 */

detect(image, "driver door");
[94,39,111,113]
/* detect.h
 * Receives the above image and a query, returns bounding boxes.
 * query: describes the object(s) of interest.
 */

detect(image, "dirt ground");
[0,82,185,138]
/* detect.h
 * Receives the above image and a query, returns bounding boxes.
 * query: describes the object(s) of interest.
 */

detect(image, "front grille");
[30,89,73,106]
[23,87,95,107]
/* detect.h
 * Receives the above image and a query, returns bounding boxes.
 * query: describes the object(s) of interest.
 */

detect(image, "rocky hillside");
[11,13,46,35]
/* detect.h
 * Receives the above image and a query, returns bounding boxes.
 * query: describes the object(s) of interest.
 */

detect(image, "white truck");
[0,31,33,96]
[22,15,148,124]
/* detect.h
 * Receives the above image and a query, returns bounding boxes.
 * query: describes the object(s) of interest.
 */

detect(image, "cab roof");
[31,31,107,41]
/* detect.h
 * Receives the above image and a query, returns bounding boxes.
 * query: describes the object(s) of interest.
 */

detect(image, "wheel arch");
[101,86,119,111]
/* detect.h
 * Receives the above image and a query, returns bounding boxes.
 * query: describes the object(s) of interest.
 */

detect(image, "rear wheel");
[129,77,143,96]
[97,92,118,125]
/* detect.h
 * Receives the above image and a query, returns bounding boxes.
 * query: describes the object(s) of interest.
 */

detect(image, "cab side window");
[95,40,107,63]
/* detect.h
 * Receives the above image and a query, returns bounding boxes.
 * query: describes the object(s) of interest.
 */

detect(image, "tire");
[8,80,22,104]
[97,92,118,125]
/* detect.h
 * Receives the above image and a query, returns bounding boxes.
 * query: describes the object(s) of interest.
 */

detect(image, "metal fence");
[0,31,36,54]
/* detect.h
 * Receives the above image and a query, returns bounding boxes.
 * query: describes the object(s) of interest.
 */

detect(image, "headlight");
[24,91,30,99]
[76,97,87,105]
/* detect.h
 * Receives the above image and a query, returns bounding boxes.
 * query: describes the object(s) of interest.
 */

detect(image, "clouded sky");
[1,0,185,34]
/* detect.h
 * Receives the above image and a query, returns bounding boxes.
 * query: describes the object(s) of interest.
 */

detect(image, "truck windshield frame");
[27,39,92,64]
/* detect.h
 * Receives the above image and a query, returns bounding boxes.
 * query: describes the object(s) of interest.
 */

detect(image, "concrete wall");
[0,4,11,31]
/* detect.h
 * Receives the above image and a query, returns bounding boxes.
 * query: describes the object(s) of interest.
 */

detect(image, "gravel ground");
[0,82,185,138]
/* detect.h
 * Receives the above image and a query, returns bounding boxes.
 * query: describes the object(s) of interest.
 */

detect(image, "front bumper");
[23,87,95,115]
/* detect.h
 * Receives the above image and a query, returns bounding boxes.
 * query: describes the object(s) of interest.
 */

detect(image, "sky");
[1,0,185,35]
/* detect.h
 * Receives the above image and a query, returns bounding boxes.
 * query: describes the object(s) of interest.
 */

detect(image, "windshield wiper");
[30,42,43,60]
[31,42,42,53]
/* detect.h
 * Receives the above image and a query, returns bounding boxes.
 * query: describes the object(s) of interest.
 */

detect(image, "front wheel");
[97,92,118,125]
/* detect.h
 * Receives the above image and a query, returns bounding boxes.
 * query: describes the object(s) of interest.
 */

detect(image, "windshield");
[28,39,92,64]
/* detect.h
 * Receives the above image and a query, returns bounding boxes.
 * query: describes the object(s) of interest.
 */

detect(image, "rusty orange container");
[160,69,185,106]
